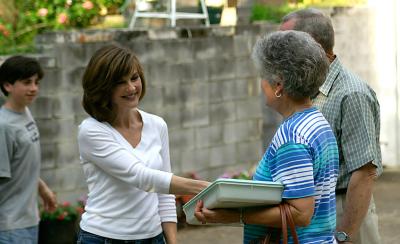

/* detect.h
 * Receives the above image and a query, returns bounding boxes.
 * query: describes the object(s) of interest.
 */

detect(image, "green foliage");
[250,0,367,23]
[0,0,125,55]
[251,4,298,23]
[300,0,367,7]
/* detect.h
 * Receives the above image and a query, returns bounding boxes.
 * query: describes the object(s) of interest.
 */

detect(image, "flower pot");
[207,6,223,24]
[39,219,78,244]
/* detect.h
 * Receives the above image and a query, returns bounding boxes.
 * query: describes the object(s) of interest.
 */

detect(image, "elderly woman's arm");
[244,197,315,227]
[194,196,315,227]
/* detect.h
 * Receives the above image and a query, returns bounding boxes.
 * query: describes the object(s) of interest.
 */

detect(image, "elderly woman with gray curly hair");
[194,30,340,244]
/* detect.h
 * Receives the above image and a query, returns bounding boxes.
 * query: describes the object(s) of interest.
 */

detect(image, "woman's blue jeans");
[77,228,165,244]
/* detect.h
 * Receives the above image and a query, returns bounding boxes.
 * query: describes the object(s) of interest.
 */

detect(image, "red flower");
[57,213,65,220]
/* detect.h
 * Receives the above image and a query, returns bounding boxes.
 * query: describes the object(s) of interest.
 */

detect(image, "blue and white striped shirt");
[244,107,339,244]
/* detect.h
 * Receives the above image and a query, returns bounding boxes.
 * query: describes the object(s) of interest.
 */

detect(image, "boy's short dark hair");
[0,56,44,96]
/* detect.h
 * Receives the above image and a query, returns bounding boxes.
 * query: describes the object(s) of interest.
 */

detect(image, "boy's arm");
[0,125,12,178]
[38,178,57,212]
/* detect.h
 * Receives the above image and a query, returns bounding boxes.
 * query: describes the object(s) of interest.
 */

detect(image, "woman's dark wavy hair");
[82,44,146,123]
[0,55,44,96]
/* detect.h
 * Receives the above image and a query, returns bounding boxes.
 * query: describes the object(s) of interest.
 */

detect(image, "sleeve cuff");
[155,171,173,194]
[0,170,11,178]
[160,213,178,223]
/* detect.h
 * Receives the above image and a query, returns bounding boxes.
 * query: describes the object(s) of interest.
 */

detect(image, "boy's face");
[4,74,40,107]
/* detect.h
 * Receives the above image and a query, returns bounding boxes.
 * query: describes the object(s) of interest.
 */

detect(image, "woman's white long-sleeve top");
[77,110,176,240]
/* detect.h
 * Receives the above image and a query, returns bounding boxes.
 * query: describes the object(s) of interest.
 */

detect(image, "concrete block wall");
[14,23,278,201]
[0,7,383,201]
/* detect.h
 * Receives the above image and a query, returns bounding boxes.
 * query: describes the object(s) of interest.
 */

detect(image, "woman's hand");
[170,176,210,195]
[194,200,239,224]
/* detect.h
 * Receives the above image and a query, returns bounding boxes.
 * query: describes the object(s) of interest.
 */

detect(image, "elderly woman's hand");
[194,200,239,224]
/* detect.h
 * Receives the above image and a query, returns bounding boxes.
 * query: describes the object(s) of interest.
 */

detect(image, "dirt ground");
[177,168,400,244]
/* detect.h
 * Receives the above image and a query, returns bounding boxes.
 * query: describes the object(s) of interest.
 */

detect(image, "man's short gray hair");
[282,8,334,53]
[252,30,329,99]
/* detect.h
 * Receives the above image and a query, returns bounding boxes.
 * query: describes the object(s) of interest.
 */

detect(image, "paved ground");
[177,168,400,244]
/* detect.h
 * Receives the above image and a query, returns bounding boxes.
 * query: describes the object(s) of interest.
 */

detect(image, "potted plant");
[39,200,85,244]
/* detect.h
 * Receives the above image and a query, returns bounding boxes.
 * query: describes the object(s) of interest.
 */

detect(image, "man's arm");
[338,92,381,242]
[38,178,57,212]
[337,162,377,242]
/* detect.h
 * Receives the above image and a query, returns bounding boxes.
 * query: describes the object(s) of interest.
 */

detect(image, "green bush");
[0,0,124,54]
[300,0,366,7]
[250,0,367,23]
[250,4,299,23]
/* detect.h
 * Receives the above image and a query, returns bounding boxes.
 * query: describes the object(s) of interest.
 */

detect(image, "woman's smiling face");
[111,69,142,111]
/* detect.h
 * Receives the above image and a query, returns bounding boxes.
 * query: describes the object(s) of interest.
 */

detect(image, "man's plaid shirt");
[313,57,383,189]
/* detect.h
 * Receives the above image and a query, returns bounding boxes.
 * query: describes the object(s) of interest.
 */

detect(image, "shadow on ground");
[177,168,400,244]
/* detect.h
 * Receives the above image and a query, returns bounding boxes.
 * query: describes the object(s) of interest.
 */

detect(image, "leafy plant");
[40,199,85,222]
[251,4,298,23]
[250,0,367,23]
[0,0,125,54]
[299,0,366,7]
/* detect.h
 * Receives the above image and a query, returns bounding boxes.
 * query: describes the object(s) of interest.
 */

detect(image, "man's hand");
[338,162,377,240]
[38,178,57,212]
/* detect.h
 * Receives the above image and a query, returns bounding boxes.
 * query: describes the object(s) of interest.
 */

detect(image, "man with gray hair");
[280,8,382,244]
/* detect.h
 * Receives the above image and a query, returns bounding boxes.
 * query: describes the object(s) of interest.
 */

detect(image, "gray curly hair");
[252,30,329,99]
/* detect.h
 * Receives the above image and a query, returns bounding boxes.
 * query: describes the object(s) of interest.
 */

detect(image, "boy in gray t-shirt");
[0,56,57,244]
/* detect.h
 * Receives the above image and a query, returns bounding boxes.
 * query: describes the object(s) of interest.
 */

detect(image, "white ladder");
[129,0,210,28]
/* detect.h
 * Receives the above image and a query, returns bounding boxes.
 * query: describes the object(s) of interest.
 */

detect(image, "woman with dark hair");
[194,31,339,244]
[77,44,208,244]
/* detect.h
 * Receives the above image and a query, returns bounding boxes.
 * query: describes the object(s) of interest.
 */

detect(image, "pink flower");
[78,195,87,206]
[62,201,71,207]
[37,8,48,17]
[2,30,9,37]
[219,172,233,179]
[82,1,94,10]
[58,13,68,24]
[0,24,9,37]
